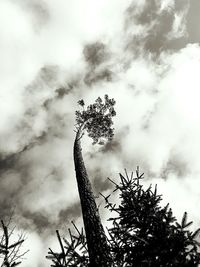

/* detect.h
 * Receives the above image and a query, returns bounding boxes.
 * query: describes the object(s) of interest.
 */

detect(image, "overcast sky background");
[1,0,200,266]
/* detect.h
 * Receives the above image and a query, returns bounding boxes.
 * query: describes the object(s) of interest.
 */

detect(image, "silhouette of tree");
[0,220,28,267]
[72,95,116,267]
[47,95,116,267]
[46,224,89,267]
[104,168,200,267]
[47,168,200,267]
[74,95,116,266]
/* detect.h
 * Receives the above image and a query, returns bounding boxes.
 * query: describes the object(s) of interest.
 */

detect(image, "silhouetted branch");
[47,224,89,267]
[0,220,28,267]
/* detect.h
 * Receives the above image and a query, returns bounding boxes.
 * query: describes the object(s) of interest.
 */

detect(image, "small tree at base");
[105,167,200,267]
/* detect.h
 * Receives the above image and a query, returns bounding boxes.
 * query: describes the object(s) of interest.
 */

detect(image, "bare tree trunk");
[73,128,111,267]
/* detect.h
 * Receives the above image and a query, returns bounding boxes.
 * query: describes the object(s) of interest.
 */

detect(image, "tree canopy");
[75,95,116,144]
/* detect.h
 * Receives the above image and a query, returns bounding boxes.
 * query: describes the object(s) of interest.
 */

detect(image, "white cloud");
[167,11,187,39]
[0,0,200,266]
[166,1,190,40]
[20,231,44,267]
[159,0,175,12]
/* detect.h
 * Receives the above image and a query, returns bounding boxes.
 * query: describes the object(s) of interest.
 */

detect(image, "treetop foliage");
[75,95,116,144]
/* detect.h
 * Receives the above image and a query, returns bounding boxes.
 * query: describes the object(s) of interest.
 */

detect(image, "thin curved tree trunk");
[73,127,111,267]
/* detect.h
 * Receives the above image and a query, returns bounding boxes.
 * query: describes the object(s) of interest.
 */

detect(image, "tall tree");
[73,95,116,267]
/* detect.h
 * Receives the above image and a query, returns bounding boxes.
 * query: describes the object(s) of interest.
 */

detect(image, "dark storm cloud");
[126,0,158,26]
[187,0,200,43]
[160,155,189,179]
[0,150,72,233]
[55,87,73,99]
[83,42,109,67]
[100,139,122,154]
[31,65,80,103]
[82,41,115,86]
[93,170,113,193]
[58,202,81,224]
[0,152,19,173]
[175,0,189,12]
[0,135,47,175]
[21,210,55,234]
[124,0,189,55]
[84,68,113,86]
[21,64,75,140]
[0,149,39,221]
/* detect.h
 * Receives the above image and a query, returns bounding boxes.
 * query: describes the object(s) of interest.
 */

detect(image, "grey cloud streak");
[124,0,190,54]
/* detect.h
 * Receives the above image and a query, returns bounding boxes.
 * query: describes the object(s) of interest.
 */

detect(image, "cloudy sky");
[0,0,200,266]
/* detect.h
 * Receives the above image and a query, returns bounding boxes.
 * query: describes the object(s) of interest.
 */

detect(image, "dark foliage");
[47,168,200,266]
[0,220,27,267]
[75,95,116,144]
[46,223,89,267]
[106,168,200,267]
